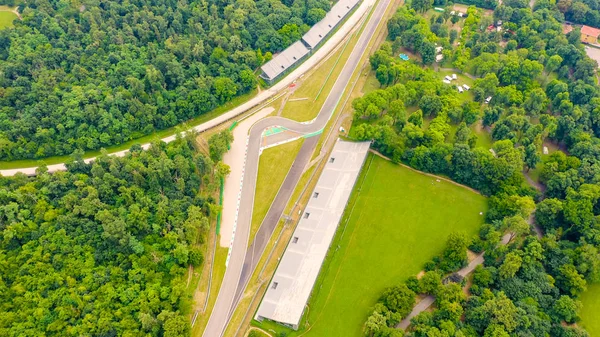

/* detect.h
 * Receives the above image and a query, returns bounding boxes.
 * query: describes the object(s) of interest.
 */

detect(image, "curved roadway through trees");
[201,0,392,336]
[0,0,374,177]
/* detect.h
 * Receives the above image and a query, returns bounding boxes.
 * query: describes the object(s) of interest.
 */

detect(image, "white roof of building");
[302,0,360,49]
[255,139,371,328]
[261,41,310,80]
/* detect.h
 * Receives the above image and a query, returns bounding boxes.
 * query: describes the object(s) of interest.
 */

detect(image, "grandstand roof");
[302,0,360,49]
[255,140,371,329]
[260,41,310,81]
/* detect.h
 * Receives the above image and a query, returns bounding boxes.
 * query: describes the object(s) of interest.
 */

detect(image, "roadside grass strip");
[580,283,600,337]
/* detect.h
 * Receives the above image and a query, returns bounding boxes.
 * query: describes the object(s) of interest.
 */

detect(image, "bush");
[189,247,204,267]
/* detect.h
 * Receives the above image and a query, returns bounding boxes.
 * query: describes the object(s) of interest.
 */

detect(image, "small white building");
[463,84,470,91]
[485,96,492,104]
[458,12,464,17]
[436,54,444,62]
[450,10,456,15]
[445,75,452,81]
[452,73,458,80]
[435,46,443,53]
[443,79,451,84]
[458,86,464,93]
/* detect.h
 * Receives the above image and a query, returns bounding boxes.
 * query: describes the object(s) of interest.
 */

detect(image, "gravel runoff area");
[0,0,376,177]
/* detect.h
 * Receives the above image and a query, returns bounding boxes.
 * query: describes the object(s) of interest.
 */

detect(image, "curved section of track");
[202,0,391,335]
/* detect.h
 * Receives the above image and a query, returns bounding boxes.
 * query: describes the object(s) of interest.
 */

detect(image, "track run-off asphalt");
[202,0,392,335]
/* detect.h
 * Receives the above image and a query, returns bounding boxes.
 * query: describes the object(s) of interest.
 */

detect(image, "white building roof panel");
[260,41,310,80]
[255,139,371,328]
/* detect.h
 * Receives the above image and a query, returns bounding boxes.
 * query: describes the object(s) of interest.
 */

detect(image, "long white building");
[255,139,371,329]
[260,0,361,84]
[302,0,361,50]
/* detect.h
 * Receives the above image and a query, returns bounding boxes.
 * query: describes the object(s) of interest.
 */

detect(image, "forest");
[354,2,600,337]
[0,0,329,160]
[0,131,232,336]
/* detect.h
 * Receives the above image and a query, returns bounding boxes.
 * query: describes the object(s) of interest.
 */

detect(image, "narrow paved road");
[397,233,511,330]
[202,0,391,335]
[229,135,319,319]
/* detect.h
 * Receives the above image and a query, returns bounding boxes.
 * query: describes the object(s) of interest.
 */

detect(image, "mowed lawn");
[250,138,304,244]
[580,283,600,337]
[0,11,16,29]
[255,154,487,337]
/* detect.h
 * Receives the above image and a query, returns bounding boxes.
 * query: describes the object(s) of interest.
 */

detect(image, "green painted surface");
[580,283,600,337]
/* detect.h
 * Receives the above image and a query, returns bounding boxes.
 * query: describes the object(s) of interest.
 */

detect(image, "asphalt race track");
[202,0,391,335]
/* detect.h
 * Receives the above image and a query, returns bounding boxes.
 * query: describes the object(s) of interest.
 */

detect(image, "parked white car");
[463,84,470,91]
[485,96,492,103]
[452,74,457,80]
[443,79,451,84]
[445,76,452,81]
[458,86,464,93]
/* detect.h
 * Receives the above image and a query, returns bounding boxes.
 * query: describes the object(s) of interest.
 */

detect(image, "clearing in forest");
[254,154,487,337]
[0,10,16,29]
[580,283,600,337]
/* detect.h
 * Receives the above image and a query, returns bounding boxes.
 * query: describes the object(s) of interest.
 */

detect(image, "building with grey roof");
[255,139,371,330]
[302,0,360,50]
[259,0,360,84]
[260,41,310,83]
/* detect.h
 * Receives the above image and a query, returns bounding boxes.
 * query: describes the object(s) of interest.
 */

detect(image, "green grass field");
[446,121,493,149]
[250,139,304,244]
[435,70,475,102]
[580,283,600,337]
[254,154,487,337]
[280,18,363,122]
[0,11,16,29]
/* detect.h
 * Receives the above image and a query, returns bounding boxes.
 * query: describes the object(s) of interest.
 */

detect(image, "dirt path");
[523,169,545,193]
[0,6,21,20]
[397,233,512,329]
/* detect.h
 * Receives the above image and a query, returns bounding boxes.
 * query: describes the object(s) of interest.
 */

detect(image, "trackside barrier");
[216,177,224,235]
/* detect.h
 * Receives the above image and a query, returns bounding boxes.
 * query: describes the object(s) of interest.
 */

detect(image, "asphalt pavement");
[201,0,392,335]
[229,135,320,319]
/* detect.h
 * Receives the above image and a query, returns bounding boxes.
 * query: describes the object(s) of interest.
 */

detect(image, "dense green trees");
[0,133,223,336]
[358,1,600,336]
[0,0,329,160]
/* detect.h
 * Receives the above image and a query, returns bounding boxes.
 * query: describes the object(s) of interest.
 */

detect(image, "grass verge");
[0,11,16,29]
[280,4,367,122]
[254,154,487,337]
[580,283,600,337]
[191,246,228,336]
[250,138,305,244]
[223,157,322,337]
